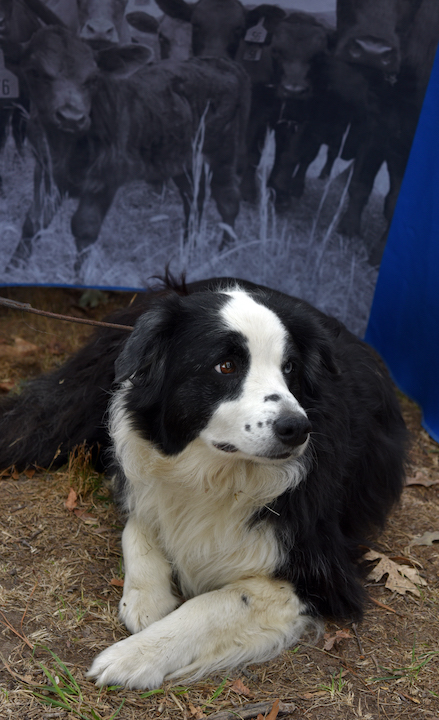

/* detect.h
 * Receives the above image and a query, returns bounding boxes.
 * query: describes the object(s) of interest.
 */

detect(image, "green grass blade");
[38,663,70,704]
[109,699,126,719]
[46,648,82,697]
[32,693,72,712]
[204,675,229,706]
[139,688,165,699]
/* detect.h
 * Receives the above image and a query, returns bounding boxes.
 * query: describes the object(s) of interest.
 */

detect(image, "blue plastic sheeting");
[365,48,439,443]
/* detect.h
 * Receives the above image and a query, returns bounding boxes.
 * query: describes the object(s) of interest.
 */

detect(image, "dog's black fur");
[0,277,408,628]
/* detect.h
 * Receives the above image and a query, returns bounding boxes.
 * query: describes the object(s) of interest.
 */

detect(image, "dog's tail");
[0,322,134,472]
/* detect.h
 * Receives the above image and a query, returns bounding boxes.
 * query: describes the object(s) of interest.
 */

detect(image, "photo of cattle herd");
[0,0,438,335]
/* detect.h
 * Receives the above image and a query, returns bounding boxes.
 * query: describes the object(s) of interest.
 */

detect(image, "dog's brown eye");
[283,361,295,374]
[215,360,236,374]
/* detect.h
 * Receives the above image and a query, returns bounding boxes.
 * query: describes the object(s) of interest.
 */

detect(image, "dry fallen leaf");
[0,337,39,358]
[364,550,427,596]
[65,488,78,510]
[265,699,280,720]
[110,578,124,587]
[410,531,439,547]
[230,678,252,696]
[323,629,352,651]
[188,702,206,719]
[406,471,439,487]
[72,508,98,524]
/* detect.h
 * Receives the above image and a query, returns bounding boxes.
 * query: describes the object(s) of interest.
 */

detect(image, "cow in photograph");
[154,0,246,60]
[333,0,439,263]
[0,0,129,45]
[0,0,68,194]
[236,7,338,207]
[157,15,192,60]
[123,0,191,61]
[78,0,130,47]
[0,0,132,194]
[7,26,249,272]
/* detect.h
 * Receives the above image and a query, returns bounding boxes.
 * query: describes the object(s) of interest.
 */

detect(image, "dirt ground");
[0,287,438,720]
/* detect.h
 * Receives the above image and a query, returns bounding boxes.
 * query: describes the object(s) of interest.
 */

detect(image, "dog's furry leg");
[119,515,180,633]
[88,576,311,689]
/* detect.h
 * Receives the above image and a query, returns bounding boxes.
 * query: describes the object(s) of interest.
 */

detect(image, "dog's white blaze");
[201,289,308,458]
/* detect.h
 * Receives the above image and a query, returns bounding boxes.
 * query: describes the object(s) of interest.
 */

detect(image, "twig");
[0,609,33,649]
[169,691,186,712]
[368,596,407,617]
[0,653,34,684]
[207,700,296,720]
[351,622,365,655]
[0,297,133,333]
[21,579,39,629]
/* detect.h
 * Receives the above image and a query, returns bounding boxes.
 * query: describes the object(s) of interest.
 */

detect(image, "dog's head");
[114,286,338,462]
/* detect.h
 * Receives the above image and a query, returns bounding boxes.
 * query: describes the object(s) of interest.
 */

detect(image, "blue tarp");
[365,48,439,443]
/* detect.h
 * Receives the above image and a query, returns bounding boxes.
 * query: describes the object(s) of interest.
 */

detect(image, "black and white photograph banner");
[0,0,438,337]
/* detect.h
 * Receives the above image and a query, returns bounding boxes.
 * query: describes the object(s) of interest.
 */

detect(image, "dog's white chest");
[143,481,282,597]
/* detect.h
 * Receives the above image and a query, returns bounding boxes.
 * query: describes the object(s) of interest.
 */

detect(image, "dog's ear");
[280,303,341,390]
[114,295,182,385]
[301,328,340,390]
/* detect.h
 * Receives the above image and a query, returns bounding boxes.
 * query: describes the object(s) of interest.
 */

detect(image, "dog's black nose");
[273,414,311,447]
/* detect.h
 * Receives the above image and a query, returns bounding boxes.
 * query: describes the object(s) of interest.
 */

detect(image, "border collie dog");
[0,278,407,689]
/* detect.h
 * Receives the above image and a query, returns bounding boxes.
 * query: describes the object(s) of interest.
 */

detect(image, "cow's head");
[21,27,97,134]
[155,0,246,59]
[21,26,152,135]
[271,14,330,100]
[335,0,419,76]
[78,0,130,47]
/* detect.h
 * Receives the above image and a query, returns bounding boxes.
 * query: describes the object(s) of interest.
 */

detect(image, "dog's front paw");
[119,587,179,634]
[87,633,166,689]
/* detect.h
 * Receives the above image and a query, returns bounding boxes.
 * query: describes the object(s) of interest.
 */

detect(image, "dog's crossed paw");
[87,633,169,689]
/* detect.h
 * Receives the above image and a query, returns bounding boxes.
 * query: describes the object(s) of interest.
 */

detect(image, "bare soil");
[0,288,438,720]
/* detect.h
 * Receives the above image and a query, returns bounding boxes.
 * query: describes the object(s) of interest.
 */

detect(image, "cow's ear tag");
[243,44,263,62]
[0,50,19,99]
[244,17,267,44]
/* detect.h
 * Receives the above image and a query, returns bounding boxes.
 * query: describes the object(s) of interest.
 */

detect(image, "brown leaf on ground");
[230,678,253,696]
[72,508,98,524]
[323,629,352,651]
[410,530,439,547]
[0,337,39,358]
[188,702,207,719]
[265,699,280,720]
[363,550,427,596]
[406,471,439,487]
[109,578,124,587]
[64,487,78,510]
[0,381,15,392]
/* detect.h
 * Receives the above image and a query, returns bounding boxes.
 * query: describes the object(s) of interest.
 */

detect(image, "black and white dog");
[0,278,407,688]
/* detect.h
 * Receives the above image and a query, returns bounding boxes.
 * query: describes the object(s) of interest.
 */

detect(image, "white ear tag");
[0,50,19,99]
[244,17,267,44]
